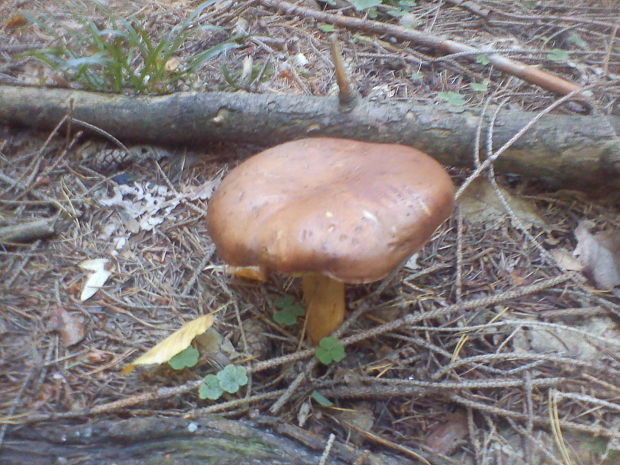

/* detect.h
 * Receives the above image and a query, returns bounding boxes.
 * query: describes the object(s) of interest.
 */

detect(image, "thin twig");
[318,433,336,465]
[181,245,215,296]
[0,370,36,448]
[0,219,56,244]
[524,370,534,465]
[185,389,286,416]
[8,274,572,424]
[553,392,620,413]
[455,206,463,303]
[349,376,566,390]
[259,0,582,95]
[431,352,616,381]
[314,384,619,438]
[450,393,617,438]
[269,369,308,414]
[342,420,432,465]
[70,117,130,154]
[455,86,591,200]
[4,240,41,288]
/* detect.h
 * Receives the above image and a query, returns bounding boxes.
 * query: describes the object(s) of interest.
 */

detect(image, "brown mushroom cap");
[207,137,454,283]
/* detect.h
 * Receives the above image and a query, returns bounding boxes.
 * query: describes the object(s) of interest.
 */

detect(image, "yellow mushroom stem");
[302,273,345,345]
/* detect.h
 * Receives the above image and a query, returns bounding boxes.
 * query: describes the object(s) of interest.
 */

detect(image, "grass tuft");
[22,0,244,94]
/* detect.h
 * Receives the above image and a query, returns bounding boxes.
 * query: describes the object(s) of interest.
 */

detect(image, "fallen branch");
[0,218,56,244]
[259,0,582,95]
[446,0,618,30]
[1,85,619,190]
[1,416,410,465]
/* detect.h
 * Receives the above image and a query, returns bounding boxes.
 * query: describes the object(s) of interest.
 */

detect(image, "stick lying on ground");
[259,0,582,96]
[0,218,57,244]
[1,85,619,190]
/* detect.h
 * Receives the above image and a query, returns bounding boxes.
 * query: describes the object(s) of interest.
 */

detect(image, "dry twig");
[259,0,582,95]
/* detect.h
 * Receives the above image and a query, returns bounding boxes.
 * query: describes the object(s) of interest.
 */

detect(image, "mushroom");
[207,138,454,345]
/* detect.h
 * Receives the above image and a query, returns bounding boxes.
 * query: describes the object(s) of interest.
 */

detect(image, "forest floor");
[1,1,619,464]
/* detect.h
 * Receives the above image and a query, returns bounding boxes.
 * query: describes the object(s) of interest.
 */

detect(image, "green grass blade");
[187,40,242,73]
[220,63,239,89]
[168,0,218,42]
[84,21,107,51]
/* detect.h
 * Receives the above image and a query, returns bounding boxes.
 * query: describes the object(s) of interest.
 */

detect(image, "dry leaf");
[404,252,419,271]
[5,14,28,29]
[99,183,180,232]
[551,248,585,272]
[47,307,85,347]
[78,258,111,301]
[573,220,620,296]
[164,57,180,72]
[425,410,468,455]
[122,314,214,374]
[86,350,109,364]
[297,400,311,427]
[458,178,546,229]
[294,53,309,67]
[194,327,237,368]
[186,171,223,201]
[338,402,375,445]
[510,271,527,286]
[513,316,620,361]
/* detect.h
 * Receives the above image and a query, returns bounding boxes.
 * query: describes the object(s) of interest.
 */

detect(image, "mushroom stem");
[302,273,345,345]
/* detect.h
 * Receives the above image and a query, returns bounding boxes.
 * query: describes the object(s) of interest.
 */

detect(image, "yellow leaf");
[121,314,214,374]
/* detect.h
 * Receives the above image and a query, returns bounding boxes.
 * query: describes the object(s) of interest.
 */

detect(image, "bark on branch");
[1,85,619,190]
[1,416,413,465]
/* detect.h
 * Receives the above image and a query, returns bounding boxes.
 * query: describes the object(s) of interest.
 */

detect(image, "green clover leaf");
[548,49,569,62]
[168,346,199,370]
[475,54,490,66]
[470,82,488,92]
[387,8,408,17]
[348,0,382,11]
[216,364,249,394]
[274,295,296,308]
[566,33,586,49]
[199,374,223,400]
[438,92,466,106]
[273,295,305,327]
[315,336,345,365]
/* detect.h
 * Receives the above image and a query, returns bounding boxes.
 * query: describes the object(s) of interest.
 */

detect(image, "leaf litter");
[573,220,620,297]
[96,173,222,254]
[46,306,85,347]
[1,1,620,464]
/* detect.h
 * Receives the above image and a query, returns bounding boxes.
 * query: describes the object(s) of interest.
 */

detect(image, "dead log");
[0,84,619,190]
[0,416,415,465]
